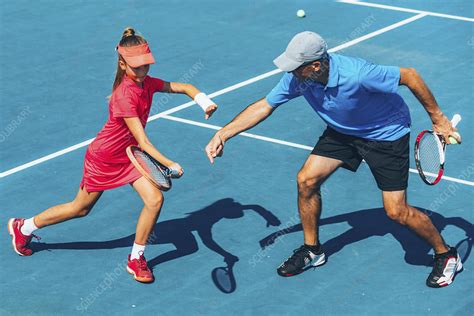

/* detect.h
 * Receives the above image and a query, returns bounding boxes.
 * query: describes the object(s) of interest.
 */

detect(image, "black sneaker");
[277,245,326,277]
[426,246,463,288]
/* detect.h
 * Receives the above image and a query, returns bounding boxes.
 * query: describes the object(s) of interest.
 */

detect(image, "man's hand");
[204,98,274,163]
[205,104,218,120]
[205,134,224,163]
[432,114,461,144]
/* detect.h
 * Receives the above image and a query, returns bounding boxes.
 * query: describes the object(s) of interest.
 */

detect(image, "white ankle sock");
[21,217,38,236]
[130,242,146,260]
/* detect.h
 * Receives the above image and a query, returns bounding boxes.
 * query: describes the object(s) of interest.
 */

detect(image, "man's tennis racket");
[414,114,461,185]
[126,145,178,191]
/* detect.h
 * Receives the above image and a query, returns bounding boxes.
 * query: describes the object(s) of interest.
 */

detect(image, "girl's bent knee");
[144,193,164,211]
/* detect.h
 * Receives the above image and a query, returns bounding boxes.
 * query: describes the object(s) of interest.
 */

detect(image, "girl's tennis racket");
[414,114,461,185]
[126,145,178,191]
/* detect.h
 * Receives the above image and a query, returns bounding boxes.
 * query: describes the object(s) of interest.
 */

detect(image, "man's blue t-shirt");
[265,53,411,141]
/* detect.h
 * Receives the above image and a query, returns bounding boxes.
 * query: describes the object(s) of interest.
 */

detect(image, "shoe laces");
[285,245,311,264]
[24,233,41,243]
[432,256,445,275]
[137,251,148,270]
[31,233,41,241]
[432,250,452,275]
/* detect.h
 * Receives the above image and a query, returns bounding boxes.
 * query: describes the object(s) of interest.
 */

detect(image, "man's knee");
[297,169,325,193]
[385,204,411,225]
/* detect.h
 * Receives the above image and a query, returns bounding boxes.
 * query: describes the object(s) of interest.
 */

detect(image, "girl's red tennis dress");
[80,75,164,192]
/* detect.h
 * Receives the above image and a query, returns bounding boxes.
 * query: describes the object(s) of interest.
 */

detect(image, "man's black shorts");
[311,127,410,191]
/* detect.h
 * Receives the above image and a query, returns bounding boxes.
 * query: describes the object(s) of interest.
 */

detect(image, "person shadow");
[259,207,473,266]
[31,198,281,291]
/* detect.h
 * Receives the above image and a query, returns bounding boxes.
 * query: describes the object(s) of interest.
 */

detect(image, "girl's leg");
[126,177,164,283]
[131,177,164,246]
[8,186,102,256]
[34,186,103,228]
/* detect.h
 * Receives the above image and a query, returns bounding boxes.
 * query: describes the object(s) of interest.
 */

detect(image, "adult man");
[205,31,463,288]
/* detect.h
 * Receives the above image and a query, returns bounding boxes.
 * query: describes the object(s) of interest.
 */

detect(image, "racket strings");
[418,133,442,182]
[133,150,171,189]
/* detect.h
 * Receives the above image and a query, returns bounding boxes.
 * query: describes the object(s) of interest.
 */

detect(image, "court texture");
[1,0,473,315]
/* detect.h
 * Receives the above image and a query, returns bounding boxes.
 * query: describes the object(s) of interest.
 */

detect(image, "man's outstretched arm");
[205,98,275,163]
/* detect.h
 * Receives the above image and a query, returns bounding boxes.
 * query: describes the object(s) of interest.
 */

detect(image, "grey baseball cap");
[273,31,328,72]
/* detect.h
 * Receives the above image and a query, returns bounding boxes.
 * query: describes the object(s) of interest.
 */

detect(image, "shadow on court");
[30,198,281,292]
[260,208,474,266]
[30,205,472,292]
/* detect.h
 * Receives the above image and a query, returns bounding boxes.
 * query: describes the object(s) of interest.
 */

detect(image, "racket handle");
[168,168,180,178]
[451,114,462,127]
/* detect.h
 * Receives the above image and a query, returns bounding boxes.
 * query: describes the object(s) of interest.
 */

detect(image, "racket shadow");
[455,237,473,263]
[260,207,474,267]
[211,257,238,294]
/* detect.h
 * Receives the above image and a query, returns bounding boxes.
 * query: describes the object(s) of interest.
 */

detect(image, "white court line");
[0,139,96,178]
[327,13,427,52]
[337,0,474,23]
[162,115,314,151]
[147,69,282,122]
[0,14,426,179]
[162,115,474,187]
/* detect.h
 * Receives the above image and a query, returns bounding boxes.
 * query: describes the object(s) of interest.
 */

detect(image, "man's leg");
[382,190,447,253]
[277,154,343,277]
[382,190,463,287]
[297,155,343,246]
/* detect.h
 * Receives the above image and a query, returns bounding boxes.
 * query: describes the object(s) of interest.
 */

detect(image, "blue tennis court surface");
[1,1,473,315]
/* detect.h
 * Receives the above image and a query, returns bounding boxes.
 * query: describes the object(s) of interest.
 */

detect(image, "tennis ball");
[297,9,306,18]
[449,132,460,144]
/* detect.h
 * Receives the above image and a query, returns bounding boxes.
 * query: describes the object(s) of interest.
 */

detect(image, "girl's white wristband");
[194,92,215,112]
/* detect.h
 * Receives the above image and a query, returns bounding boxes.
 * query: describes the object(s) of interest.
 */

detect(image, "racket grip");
[168,168,180,178]
[451,114,462,127]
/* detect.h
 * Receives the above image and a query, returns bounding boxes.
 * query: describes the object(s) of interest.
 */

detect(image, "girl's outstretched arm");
[161,81,218,120]
[123,117,183,176]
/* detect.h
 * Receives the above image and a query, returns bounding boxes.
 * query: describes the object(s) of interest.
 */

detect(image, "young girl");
[8,27,218,283]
